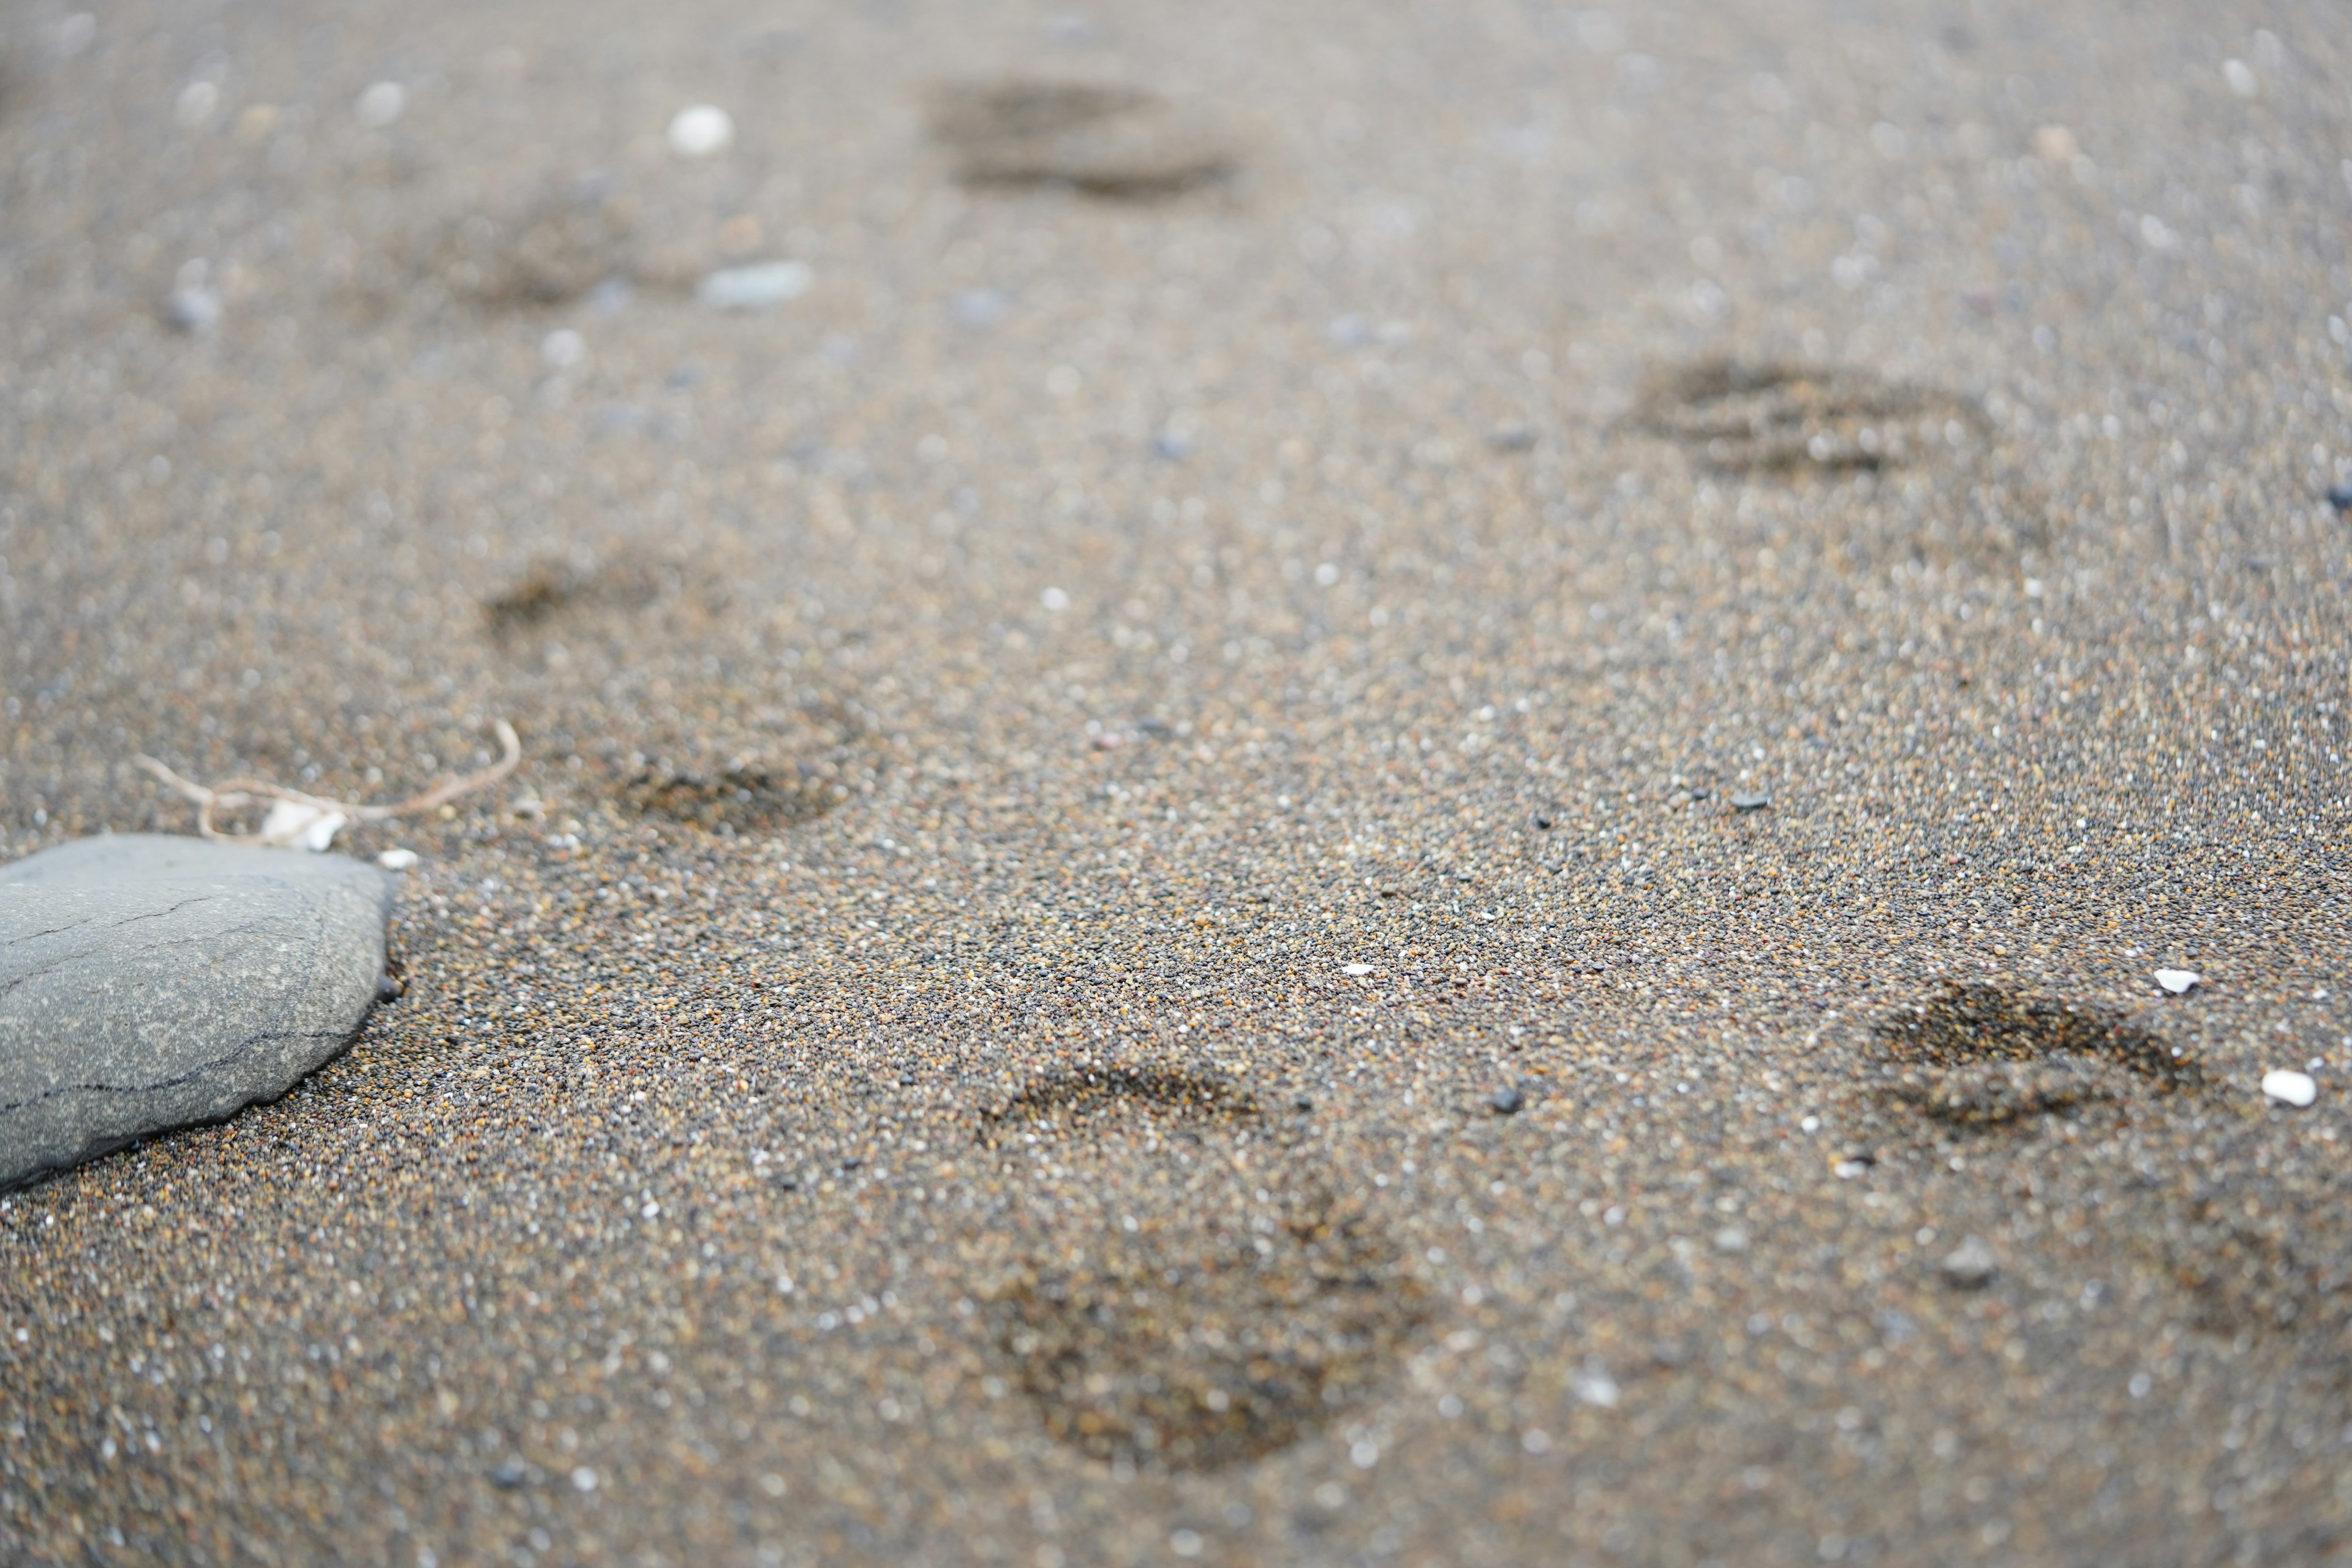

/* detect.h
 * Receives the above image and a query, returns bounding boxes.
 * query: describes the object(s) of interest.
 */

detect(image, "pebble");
[542,328,587,370]
[376,848,419,872]
[1343,963,1375,976]
[696,262,813,311]
[164,285,222,333]
[2327,484,2352,513]
[1730,792,1772,812]
[667,104,734,157]
[354,81,406,130]
[1570,1360,1621,1408]
[1490,1084,1526,1115]
[951,288,1009,328]
[2154,968,2201,995]
[2261,1070,2316,1108]
[1938,1235,1999,1289]
[0,835,394,1188]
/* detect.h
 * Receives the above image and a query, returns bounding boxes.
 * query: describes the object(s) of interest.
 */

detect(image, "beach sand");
[2,1,2350,1562]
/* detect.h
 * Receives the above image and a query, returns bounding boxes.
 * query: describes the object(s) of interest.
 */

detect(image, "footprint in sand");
[971,1068,1427,1471]
[1632,359,1986,476]
[926,78,1237,199]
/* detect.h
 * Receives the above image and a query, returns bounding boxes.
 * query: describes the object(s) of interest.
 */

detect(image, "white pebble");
[667,104,734,157]
[1938,1235,1999,1289]
[2154,968,2201,995]
[2223,59,2258,99]
[164,286,222,333]
[377,848,420,872]
[355,81,407,129]
[175,81,219,130]
[541,328,586,369]
[1343,963,1374,976]
[2262,1070,2316,1108]
[696,261,812,311]
[570,1466,598,1492]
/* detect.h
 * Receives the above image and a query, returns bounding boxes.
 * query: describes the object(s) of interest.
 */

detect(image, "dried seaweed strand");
[135,721,521,843]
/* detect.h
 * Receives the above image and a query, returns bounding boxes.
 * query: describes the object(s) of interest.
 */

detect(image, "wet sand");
[3,1,2351,1563]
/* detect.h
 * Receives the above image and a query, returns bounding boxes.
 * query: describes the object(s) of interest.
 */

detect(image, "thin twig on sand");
[136,721,521,848]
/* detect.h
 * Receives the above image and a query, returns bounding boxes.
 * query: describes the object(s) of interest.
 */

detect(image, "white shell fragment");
[667,104,735,157]
[2261,1070,2317,1108]
[2154,969,2201,995]
[258,801,349,852]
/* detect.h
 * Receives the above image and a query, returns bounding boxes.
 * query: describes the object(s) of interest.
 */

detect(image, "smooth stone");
[2261,1069,2317,1108]
[1938,1235,1999,1289]
[2154,968,2201,995]
[696,261,812,311]
[164,285,222,333]
[667,103,735,157]
[0,834,396,1188]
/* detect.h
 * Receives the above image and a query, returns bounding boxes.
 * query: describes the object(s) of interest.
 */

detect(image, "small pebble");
[541,329,587,370]
[164,286,222,334]
[1343,963,1374,976]
[354,81,406,130]
[2261,1070,2316,1108]
[2154,968,2201,995]
[1569,1360,1619,1409]
[667,104,735,157]
[2326,484,2352,513]
[1938,1235,1999,1289]
[1730,793,1771,812]
[175,81,219,130]
[950,288,1009,329]
[377,848,419,872]
[697,262,813,311]
[1490,1085,1526,1115]
[488,1458,528,1489]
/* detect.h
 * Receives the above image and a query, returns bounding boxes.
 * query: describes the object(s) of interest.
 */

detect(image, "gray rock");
[0,834,396,1188]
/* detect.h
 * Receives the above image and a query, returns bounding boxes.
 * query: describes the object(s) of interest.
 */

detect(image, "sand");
[2,0,2350,1562]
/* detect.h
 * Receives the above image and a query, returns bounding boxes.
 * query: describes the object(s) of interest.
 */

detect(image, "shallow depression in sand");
[971,1069,1428,1471]
[1872,980,2198,1127]
[1632,358,1986,476]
